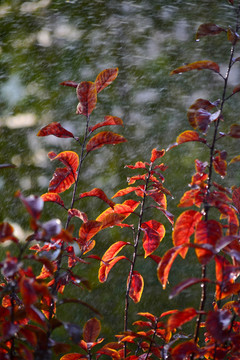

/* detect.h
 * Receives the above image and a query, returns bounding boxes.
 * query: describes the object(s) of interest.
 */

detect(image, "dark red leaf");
[187,98,216,128]
[141,220,165,257]
[168,308,197,331]
[213,155,227,177]
[170,60,220,75]
[86,131,127,152]
[0,163,16,169]
[76,81,97,116]
[79,188,115,208]
[41,193,65,207]
[95,68,118,93]
[60,81,78,88]
[206,310,232,343]
[172,210,202,258]
[196,23,226,39]
[232,187,240,212]
[229,124,240,138]
[89,115,123,132]
[128,271,144,303]
[171,340,199,360]
[37,122,74,138]
[195,109,211,134]
[49,151,79,173]
[0,222,18,243]
[170,277,212,299]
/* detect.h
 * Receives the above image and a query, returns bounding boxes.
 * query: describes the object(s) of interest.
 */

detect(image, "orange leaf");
[173,210,202,258]
[78,220,102,242]
[141,220,165,257]
[170,60,220,75]
[157,246,184,289]
[99,255,127,282]
[196,23,226,39]
[101,241,129,263]
[37,122,74,138]
[41,193,65,207]
[128,271,144,303]
[49,167,76,193]
[95,68,118,93]
[213,155,227,177]
[68,209,88,223]
[125,161,148,170]
[60,355,87,360]
[76,81,97,116]
[89,115,123,132]
[176,130,206,145]
[112,186,140,199]
[167,308,197,331]
[79,188,115,208]
[229,155,240,164]
[49,151,79,173]
[86,131,127,152]
[83,318,101,342]
[150,148,165,163]
[194,220,222,264]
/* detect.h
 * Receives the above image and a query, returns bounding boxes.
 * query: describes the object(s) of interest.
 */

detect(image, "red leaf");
[232,86,240,95]
[171,340,199,360]
[229,124,240,138]
[27,305,47,328]
[0,222,18,243]
[194,220,222,264]
[68,209,88,223]
[78,220,102,242]
[213,155,227,177]
[60,355,87,360]
[173,210,202,258]
[232,187,240,212]
[176,130,206,145]
[195,159,208,173]
[112,186,140,199]
[49,151,79,173]
[16,192,44,219]
[141,220,165,257]
[76,81,97,116]
[60,81,78,88]
[41,193,65,207]
[206,310,232,343]
[150,148,165,163]
[157,246,184,289]
[37,122,74,138]
[170,278,212,299]
[79,188,115,208]
[148,191,166,208]
[138,312,157,323]
[101,241,129,263]
[170,60,220,75]
[49,167,76,193]
[167,308,197,331]
[195,109,211,134]
[83,317,101,342]
[125,161,148,170]
[196,23,226,39]
[86,131,127,152]
[19,277,37,306]
[95,68,118,93]
[178,189,204,208]
[187,98,216,129]
[98,255,127,282]
[128,271,144,303]
[89,115,123,132]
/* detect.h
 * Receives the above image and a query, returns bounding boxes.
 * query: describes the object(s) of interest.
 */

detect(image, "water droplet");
[196,39,200,42]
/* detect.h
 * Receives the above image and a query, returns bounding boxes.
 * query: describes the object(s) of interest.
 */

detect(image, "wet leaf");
[232,85,240,94]
[176,130,206,145]
[41,193,65,207]
[128,271,144,303]
[138,312,157,323]
[101,241,129,263]
[229,124,240,138]
[60,81,78,88]
[173,210,202,258]
[76,81,97,116]
[194,220,222,264]
[99,255,127,282]
[141,220,165,257]
[49,151,79,173]
[49,167,76,193]
[167,308,197,331]
[170,60,220,75]
[150,148,165,163]
[95,68,118,93]
[196,23,225,39]
[37,122,74,138]
[89,115,123,132]
[60,354,87,360]
[86,131,127,152]
[79,188,115,208]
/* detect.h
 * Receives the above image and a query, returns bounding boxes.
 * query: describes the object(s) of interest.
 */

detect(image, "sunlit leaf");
[79,188,115,208]
[170,277,212,299]
[170,340,199,360]
[167,308,197,331]
[194,220,222,264]
[148,191,166,208]
[89,116,123,133]
[68,209,88,223]
[37,122,74,138]
[95,68,118,93]
[173,210,202,258]
[98,255,127,282]
[86,131,127,152]
[125,161,148,169]
[176,130,206,145]
[170,60,220,75]
[141,220,165,257]
[196,23,226,39]
[60,354,87,360]
[41,193,65,207]
[60,81,78,88]
[78,220,102,242]
[101,241,129,263]
[128,271,144,303]
[83,317,101,342]
[76,81,97,116]
[232,187,240,212]
[187,98,216,128]
[150,148,165,163]
[229,124,240,138]
[0,222,18,243]
[138,312,157,323]
[213,155,227,177]
[157,246,184,289]
[178,189,204,208]
[112,186,140,199]
[49,167,76,193]
[206,310,232,343]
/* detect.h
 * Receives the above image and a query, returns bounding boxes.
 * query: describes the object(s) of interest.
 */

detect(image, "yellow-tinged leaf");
[128,271,144,303]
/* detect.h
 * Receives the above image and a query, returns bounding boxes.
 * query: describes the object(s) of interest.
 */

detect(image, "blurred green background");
[0,0,239,354]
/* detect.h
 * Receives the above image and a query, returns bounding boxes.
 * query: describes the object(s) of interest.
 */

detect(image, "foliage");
[0,1,240,359]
